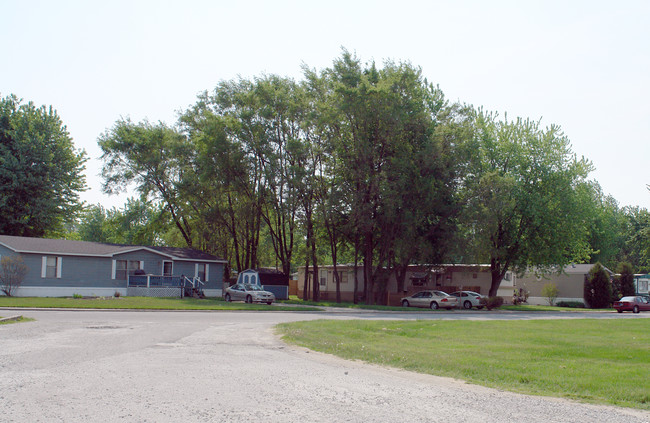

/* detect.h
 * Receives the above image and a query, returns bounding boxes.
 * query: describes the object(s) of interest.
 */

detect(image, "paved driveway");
[1,309,648,422]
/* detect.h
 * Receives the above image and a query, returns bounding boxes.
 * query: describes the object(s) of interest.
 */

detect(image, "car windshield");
[434,291,449,297]
[619,297,636,302]
[244,284,263,291]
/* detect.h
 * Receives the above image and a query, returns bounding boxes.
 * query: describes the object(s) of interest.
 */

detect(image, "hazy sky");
[2,0,649,210]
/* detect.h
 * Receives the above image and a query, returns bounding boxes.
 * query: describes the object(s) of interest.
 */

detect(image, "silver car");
[401,290,458,310]
[224,283,275,304]
[450,291,485,309]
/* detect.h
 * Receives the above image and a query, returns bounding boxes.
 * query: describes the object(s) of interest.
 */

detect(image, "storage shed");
[236,268,289,300]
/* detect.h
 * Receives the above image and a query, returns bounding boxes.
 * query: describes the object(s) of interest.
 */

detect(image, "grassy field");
[277,318,650,410]
[0,296,321,311]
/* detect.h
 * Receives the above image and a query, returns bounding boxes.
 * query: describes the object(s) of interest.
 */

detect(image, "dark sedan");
[613,296,650,313]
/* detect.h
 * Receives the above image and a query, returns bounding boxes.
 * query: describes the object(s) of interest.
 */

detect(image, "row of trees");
[3,52,649,303]
[96,51,601,301]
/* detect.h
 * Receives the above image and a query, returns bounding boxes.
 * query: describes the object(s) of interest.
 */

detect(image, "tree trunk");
[489,258,507,297]
[302,255,310,301]
[394,263,408,293]
[363,233,373,305]
[353,248,359,304]
[311,236,319,302]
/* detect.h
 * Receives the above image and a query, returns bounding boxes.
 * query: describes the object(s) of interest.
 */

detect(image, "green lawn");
[277,318,650,410]
[0,296,321,311]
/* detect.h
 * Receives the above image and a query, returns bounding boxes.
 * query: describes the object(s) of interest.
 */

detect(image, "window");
[163,261,173,276]
[319,270,327,287]
[114,260,142,280]
[197,264,206,281]
[195,263,209,281]
[337,271,348,284]
[42,256,62,278]
[46,256,57,278]
[638,279,648,293]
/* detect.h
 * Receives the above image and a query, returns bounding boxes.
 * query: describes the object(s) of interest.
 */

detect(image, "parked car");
[401,290,458,310]
[224,283,275,304]
[613,296,650,313]
[449,291,485,309]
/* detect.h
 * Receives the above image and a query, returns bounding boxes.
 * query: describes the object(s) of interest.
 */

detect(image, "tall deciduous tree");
[307,51,467,303]
[98,119,194,247]
[464,110,593,297]
[620,206,650,272]
[0,94,87,236]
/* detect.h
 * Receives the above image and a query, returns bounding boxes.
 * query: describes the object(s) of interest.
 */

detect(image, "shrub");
[73,293,83,299]
[541,282,559,306]
[114,291,121,298]
[556,301,585,308]
[584,263,612,308]
[485,296,504,310]
[614,262,636,298]
[0,255,28,296]
[512,288,529,305]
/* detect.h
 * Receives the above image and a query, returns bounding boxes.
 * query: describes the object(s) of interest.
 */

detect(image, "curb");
[0,315,23,322]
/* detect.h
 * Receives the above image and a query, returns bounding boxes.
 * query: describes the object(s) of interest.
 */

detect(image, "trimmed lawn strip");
[0,296,320,311]
[279,298,415,312]
[277,319,650,410]
[280,296,612,312]
[0,316,34,325]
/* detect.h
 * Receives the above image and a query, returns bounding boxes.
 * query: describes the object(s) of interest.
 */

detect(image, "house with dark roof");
[0,235,227,297]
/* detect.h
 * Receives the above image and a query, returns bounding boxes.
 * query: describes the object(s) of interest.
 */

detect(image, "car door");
[640,297,650,311]
[410,292,425,307]
[417,291,433,308]
[231,284,244,301]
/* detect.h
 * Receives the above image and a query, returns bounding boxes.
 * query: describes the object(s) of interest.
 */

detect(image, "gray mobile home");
[0,235,227,297]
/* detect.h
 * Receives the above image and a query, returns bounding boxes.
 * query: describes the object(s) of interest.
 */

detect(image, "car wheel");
[617,309,623,313]
[430,301,439,310]
[463,301,472,309]
[633,305,639,313]
[402,300,409,308]
[225,293,231,302]
[246,295,253,304]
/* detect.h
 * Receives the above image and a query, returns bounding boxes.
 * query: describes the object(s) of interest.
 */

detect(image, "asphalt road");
[1,308,649,423]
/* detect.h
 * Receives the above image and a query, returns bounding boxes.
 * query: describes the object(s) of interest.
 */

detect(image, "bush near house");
[542,282,559,306]
[584,263,612,309]
[512,288,529,305]
[612,262,636,300]
[484,296,504,310]
[0,255,28,296]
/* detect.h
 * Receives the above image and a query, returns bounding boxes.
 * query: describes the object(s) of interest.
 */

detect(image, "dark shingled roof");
[0,235,225,262]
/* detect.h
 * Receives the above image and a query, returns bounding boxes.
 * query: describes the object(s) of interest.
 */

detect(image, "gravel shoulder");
[0,309,648,423]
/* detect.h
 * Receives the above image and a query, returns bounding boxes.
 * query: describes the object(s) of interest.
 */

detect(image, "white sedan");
[224,283,275,304]
[401,290,458,310]
[450,291,485,309]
